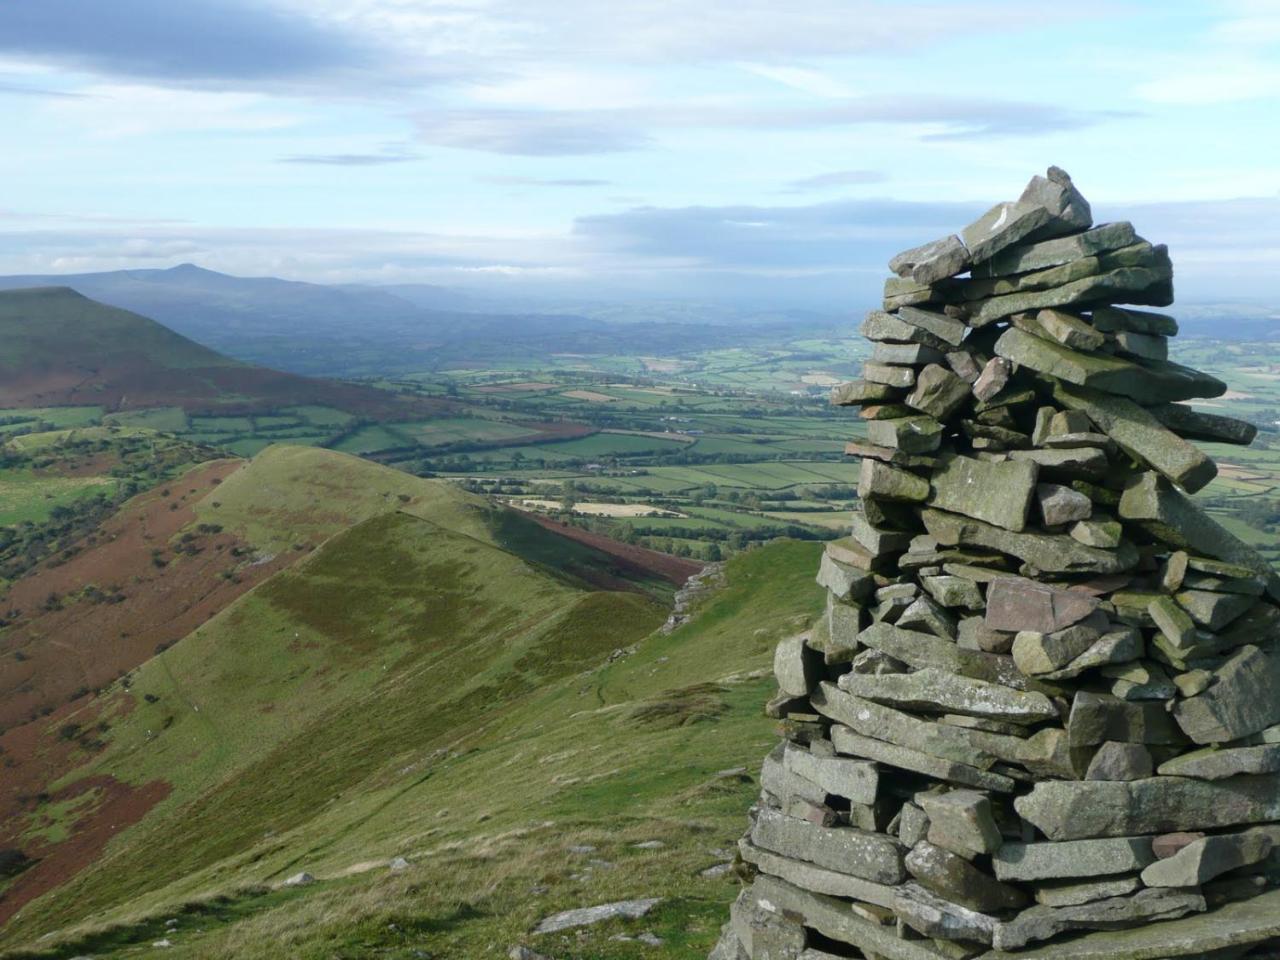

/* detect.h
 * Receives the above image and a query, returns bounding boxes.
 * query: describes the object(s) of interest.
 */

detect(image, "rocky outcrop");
[710,168,1280,959]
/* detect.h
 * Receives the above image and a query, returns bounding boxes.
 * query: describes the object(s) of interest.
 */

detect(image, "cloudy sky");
[0,0,1277,305]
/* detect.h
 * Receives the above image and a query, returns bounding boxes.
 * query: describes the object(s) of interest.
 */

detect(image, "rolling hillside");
[0,443,820,959]
[0,287,437,416]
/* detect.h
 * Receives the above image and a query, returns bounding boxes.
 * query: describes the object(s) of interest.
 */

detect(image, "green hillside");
[0,482,823,958]
[0,286,239,375]
[0,287,433,417]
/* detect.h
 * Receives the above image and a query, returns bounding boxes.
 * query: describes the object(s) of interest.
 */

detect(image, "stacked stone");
[711,168,1280,960]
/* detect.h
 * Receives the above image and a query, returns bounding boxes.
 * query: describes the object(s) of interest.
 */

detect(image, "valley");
[1,280,1279,957]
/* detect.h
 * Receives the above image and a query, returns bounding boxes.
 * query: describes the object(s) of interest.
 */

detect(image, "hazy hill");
[0,443,811,959]
[0,266,847,378]
[0,287,436,416]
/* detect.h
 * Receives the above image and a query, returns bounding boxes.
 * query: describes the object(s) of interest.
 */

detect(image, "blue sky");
[0,0,1277,305]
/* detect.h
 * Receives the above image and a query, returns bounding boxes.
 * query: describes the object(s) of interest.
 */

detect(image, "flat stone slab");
[975,886,1280,959]
[533,898,662,933]
[737,839,897,909]
[750,806,905,884]
[831,724,1016,792]
[986,576,1099,633]
[923,508,1138,575]
[1121,473,1280,602]
[993,836,1156,881]
[973,221,1136,277]
[992,888,1206,952]
[1014,774,1280,840]
[995,327,1225,403]
[839,667,1059,725]
[927,455,1038,532]
[781,740,879,805]
[1171,644,1280,745]
[744,876,950,960]
[1053,382,1217,493]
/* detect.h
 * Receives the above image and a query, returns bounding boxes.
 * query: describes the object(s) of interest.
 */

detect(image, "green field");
[0,468,117,524]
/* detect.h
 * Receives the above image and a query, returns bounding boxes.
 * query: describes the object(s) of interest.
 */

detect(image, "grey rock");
[1172,644,1280,744]
[1014,774,1280,840]
[1033,875,1142,908]
[972,357,1011,402]
[873,341,946,365]
[1006,446,1110,481]
[852,621,1037,691]
[1141,829,1274,888]
[899,802,930,847]
[773,633,820,698]
[729,888,805,959]
[744,876,950,960]
[750,806,904,885]
[863,361,916,388]
[975,220,1136,278]
[281,872,314,887]
[962,199,1054,265]
[859,459,931,502]
[1067,691,1186,747]
[917,789,1002,857]
[738,839,896,909]
[906,842,1028,913]
[907,364,971,420]
[815,551,874,603]
[1120,472,1280,600]
[1011,616,1103,676]
[1085,741,1154,781]
[815,682,998,770]
[509,947,553,960]
[1175,588,1255,631]
[1035,482,1092,526]
[830,724,1016,793]
[993,836,1156,881]
[946,349,983,383]
[1069,519,1122,548]
[1113,329,1168,361]
[927,455,1038,532]
[890,233,972,285]
[964,253,1175,326]
[1150,594,1197,655]
[839,667,1058,725]
[1150,402,1257,446]
[866,415,945,453]
[1024,308,1105,351]
[782,740,879,805]
[984,577,1099,633]
[995,327,1225,403]
[1157,744,1280,780]
[824,535,893,573]
[1091,304,1178,336]
[533,898,662,934]
[1038,624,1143,682]
[896,305,968,346]
[895,882,998,944]
[861,309,951,350]
[830,379,903,406]
[922,575,985,611]
[923,508,1138,575]
[992,888,1206,951]
[897,595,958,640]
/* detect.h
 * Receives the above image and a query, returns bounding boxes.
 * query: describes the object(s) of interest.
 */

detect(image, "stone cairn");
[711,168,1280,960]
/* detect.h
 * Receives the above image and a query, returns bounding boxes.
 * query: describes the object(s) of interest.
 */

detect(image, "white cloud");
[46,83,303,138]
[739,63,856,98]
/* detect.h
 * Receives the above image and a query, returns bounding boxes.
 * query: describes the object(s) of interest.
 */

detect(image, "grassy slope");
[0,287,239,374]
[1,528,823,959]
